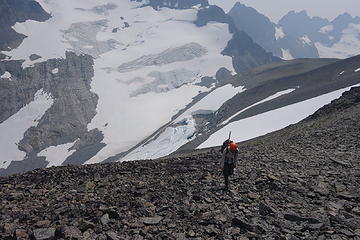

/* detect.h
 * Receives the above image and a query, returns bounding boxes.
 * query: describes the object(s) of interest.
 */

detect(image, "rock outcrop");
[0,52,101,176]
[0,0,51,51]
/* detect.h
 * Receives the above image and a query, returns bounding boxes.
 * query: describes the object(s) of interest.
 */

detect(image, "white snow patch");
[275,27,285,40]
[122,116,196,161]
[300,35,312,45]
[51,68,59,74]
[319,25,334,34]
[199,84,360,149]
[281,48,294,60]
[316,24,360,59]
[39,141,77,167]
[1,71,11,79]
[221,88,296,125]
[175,84,245,122]
[0,89,53,169]
[338,70,345,76]
[354,68,360,72]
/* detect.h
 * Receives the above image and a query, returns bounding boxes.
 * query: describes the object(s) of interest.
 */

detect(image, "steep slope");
[130,55,360,158]
[198,55,360,149]
[0,0,279,175]
[0,87,359,239]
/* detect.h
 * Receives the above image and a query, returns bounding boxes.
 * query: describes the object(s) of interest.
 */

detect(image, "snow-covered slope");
[0,89,53,169]
[199,84,360,149]
[0,0,244,172]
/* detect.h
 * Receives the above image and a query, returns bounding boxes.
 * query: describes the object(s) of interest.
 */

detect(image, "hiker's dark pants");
[223,163,234,187]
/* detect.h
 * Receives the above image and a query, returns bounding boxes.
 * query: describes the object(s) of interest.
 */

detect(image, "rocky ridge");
[0,86,359,239]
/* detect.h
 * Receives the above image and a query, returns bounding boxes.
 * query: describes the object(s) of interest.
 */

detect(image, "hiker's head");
[229,142,237,152]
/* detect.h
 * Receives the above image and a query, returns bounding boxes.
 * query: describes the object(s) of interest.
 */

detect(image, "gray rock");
[141,216,163,225]
[32,228,56,240]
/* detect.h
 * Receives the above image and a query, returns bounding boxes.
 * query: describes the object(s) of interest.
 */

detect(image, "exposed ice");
[63,20,119,58]
[117,42,207,73]
[122,116,196,161]
[0,89,53,169]
[131,68,200,97]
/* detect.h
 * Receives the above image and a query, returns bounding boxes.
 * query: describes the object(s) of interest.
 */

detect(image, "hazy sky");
[211,0,360,23]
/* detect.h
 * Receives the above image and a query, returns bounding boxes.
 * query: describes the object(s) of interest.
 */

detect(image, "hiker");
[219,141,238,189]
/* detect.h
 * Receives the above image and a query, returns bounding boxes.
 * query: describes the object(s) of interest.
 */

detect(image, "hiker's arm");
[219,150,225,169]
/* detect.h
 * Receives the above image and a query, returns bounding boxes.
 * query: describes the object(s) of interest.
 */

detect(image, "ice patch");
[275,27,285,40]
[320,25,334,34]
[39,141,77,167]
[63,20,119,58]
[117,42,207,73]
[131,68,200,97]
[0,89,53,169]
[199,84,360,149]
[51,68,59,74]
[221,88,296,125]
[281,48,294,60]
[316,24,360,59]
[0,71,11,79]
[122,116,196,161]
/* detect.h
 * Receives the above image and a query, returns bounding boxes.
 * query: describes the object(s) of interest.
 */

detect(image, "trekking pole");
[228,131,231,142]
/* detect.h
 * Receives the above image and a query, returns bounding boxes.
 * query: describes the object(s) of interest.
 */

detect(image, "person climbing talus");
[219,141,238,189]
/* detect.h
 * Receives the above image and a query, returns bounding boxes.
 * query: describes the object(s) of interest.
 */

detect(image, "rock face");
[195,4,280,74]
[0,0,51,51]
[0,52,101,176]
[0,87,359,239]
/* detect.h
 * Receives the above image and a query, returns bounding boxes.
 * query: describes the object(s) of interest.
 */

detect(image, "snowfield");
[199,84,360,149]
[0,90,53,169]
[123,84,245,161]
